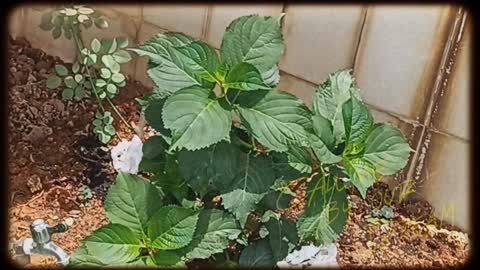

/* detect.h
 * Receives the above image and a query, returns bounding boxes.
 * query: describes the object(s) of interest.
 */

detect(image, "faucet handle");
[30,219,70,244]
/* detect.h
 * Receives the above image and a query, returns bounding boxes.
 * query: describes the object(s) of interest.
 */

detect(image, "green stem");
[70,23,134,132]
[70,24,105,112]
[106,97,134,131]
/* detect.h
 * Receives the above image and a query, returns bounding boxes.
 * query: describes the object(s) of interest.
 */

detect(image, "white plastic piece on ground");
[277,243,338,268]
[111,135,143,174]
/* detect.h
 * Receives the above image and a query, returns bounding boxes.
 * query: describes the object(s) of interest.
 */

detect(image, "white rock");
[111,135,143,174]
[277,243,338,268]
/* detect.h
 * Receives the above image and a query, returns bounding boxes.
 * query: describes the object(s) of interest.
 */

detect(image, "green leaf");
[147,206,199,250]
[72,62,80,73]
[116,37,129,48]
[150,155,190,203]
[100,68,111,79]
[282,145,312,175]
[94,17,109,29]
[111,73,125,83]
[70,246,107,266]
[79,224,142,265]
[78,7,95,15]
[91,38,101,53]
[271,152,308,182]
[342,96,373,146]
[54,64,68,76]
[104,125,116,136]
[363,124,411,175]
[46,75,61,89]
[102,54,120,72]
[104,172,163,238]
[77,14,89,23]
[221,189,265,227]
[95,78,107,87]
[297,175,348,245]
[309,133,341,164]
[106,83,117,94]
[150,250,183,266]
[113,50,132,63]
[74,74,83,83]
[162,86,232,151]
[239,239,276,267]
[312,114,335,150]
[344,158,376,198]
[221,15,284,76]
[223,62,271,91]
[143,97,170,135]
[173,40,219,83]
[178,209,242,260]
[62,88,74,100]
[130,33,214,96]
[64,8,78,16]
[236,90,312,152]
[261,65,280,87]
[265,216,298,261]
[64,76,77,88]
[39,12,54,31]
[178,142,242,197]
[74,86,86,98]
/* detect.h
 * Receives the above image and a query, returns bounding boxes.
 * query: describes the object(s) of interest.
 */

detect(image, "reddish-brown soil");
[7,36,148,267]
[7,37,471,268]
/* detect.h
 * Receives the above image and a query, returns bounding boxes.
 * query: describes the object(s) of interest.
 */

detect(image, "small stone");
[67,121,74,128]
[47,137,54,142]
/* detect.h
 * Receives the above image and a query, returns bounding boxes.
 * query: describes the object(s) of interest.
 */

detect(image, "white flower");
[111,135,143,174]
[277,243,338,268]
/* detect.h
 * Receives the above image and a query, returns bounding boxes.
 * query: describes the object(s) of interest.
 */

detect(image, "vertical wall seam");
[352,5,369,71]
[200,5,211,41]
[402,7,467,198]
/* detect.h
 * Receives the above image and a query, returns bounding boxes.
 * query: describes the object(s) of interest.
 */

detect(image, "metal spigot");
[10,219,70,266]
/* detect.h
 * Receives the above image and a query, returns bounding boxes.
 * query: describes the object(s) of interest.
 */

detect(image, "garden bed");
[7,37,470,268]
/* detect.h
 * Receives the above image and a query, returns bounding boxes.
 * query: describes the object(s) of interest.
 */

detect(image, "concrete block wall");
[7,4,471,231]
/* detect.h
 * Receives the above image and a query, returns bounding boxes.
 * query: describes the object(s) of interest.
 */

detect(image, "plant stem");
[70,24,105,112]
[70,23,134,132]
[106,97,134,131]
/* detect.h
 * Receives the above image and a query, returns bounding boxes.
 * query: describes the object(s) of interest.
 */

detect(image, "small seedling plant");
[70,14,412,267]
[40,5,133,143]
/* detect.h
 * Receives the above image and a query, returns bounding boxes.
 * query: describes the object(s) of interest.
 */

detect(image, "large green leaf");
[139,136,168,174]
[179,209,242,260]
[147,206,199,250]
[79,224,142,265]
[271,151,309,182]
[220,15,284,76]
[150,155,191,204]
[162,86,232,151]
[226,153,276,194]
[313,69,362,145]
[70,246,108,267]
[282,145,312,175]
[297,175,348,245]
[130,32,212,95]
[309,133,342,164]
[173,40,220,83]
[265,216,298,261]
[221,189,266,227]
[144,97,170,136]
[312,114,335,150]
[363,123,411,175]
[236,90,312,152]
[223,62,271,91]
[239,239,276,267]
[150,250,184,266]
[104,173,163,238]
[342,96,373,146]
[178,142,242,197]
[344,158,376,198]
